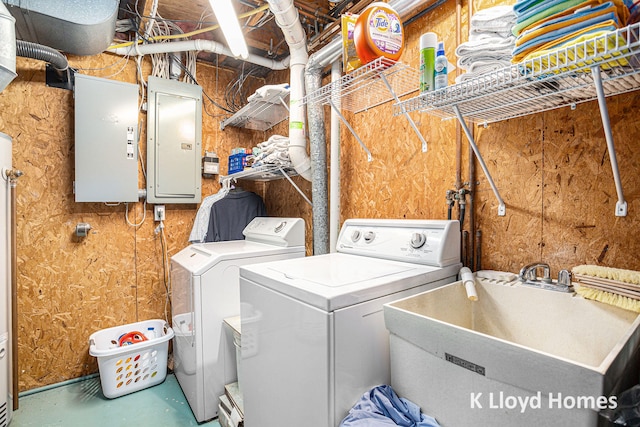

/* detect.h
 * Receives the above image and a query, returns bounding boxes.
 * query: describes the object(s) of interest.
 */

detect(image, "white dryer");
[170,217,305,422]
[239,219,462,427]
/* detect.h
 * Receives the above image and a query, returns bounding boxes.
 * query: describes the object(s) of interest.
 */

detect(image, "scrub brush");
[572,265,640,313]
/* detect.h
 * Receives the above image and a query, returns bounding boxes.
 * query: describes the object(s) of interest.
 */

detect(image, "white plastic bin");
[89,319,174,398]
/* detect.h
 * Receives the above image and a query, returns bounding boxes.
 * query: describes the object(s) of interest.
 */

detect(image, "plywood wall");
[3,0,640,392]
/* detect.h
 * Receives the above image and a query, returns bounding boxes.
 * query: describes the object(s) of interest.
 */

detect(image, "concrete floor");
[9,373,221,427]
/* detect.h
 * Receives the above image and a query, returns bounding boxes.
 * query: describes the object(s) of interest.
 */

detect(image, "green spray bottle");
[419,32,437,93]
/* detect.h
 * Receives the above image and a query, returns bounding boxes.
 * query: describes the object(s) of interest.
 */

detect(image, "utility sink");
[383,279,640,427]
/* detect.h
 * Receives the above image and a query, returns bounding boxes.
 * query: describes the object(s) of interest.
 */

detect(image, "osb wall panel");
[467,0,640,275]
[340,0,461,222]
[1,54,268,391]
[475,92,640,274]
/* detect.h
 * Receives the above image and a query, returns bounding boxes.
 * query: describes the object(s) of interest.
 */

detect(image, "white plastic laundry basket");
[89,319,174,399]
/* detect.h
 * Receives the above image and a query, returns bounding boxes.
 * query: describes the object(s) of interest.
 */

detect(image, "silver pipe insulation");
[305,60,328,254]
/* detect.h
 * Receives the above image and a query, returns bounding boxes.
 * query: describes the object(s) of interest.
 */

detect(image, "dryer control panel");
[243,217,305,247]
[337,219,460,267]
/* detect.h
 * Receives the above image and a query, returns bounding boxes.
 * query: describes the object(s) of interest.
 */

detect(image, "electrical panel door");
[74,74,139,202]
[147,76,202,204]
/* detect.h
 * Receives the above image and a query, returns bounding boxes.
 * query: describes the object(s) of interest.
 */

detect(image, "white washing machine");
[239,219,462,427]
[170,217,305,422]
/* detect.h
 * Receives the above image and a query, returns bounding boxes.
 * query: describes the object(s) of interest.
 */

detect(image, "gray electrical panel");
[146,76,202,204]
[74,74,139,203]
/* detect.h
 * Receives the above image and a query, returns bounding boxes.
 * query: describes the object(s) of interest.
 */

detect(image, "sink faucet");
[519,262,572,292]
[519,262,552,284]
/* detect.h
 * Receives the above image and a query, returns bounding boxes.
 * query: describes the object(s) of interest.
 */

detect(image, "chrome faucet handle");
[557,269,572,287]
[519,262,552,284]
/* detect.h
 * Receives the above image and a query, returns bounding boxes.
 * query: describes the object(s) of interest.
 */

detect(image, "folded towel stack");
[252,135,292,168]
[512,0,630,64]
[455,5,517,83]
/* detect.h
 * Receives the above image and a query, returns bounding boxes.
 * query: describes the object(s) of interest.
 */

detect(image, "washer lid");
[240,253,459,311]
[273,254,409,287]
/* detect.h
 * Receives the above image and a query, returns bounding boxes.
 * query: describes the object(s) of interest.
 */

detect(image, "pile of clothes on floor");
[512,0,631,65]
[455,5,517,83]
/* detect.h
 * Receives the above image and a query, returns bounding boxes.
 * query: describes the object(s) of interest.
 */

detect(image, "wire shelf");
[220,164,299,182]
[303,57,420,113]
[220,87,290,131]
[394,23,640,124]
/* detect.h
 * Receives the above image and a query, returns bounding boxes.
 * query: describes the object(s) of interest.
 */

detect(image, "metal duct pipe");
[0,2,17,92]
[110,39,290,71]
[306,57,328,254]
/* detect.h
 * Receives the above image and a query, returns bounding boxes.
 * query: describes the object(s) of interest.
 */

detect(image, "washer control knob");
[363,231,376,243]
[351,230,362,242]
[274,221,287,233]
[410,232,427,249]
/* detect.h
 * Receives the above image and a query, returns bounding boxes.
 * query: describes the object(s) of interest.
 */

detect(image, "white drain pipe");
[110,39,290,71]
[266,0,311,181]
[329,60,341,253]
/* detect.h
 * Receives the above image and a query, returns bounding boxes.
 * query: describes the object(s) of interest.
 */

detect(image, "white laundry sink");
[383,279,640,427]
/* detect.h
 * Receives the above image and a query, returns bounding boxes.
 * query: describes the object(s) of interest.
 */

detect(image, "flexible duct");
[110,39,290,71]
[16,40,68,71]
[0,2,17,92]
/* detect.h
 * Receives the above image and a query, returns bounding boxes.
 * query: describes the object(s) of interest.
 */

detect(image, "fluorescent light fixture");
[210,0,249,59]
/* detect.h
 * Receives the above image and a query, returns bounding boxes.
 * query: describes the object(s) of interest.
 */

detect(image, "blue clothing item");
[512,10,618,56]
[340,385,441,427]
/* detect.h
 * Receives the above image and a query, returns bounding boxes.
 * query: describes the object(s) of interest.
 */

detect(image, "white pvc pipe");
[267,0,311,181]
[329,60,341,253]
[110,39,290,71]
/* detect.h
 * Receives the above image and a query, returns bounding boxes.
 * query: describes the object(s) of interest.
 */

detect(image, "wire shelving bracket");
[303,57,424,160]
[394,23,640,217]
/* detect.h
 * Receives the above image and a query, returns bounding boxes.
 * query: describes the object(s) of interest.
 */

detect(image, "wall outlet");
[154,205,166,221]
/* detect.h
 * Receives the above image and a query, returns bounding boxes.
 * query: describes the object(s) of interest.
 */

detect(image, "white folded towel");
[466,60,512,74]
[470,5,516,33]
[455,35,515,57]
[457,54,512,71]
